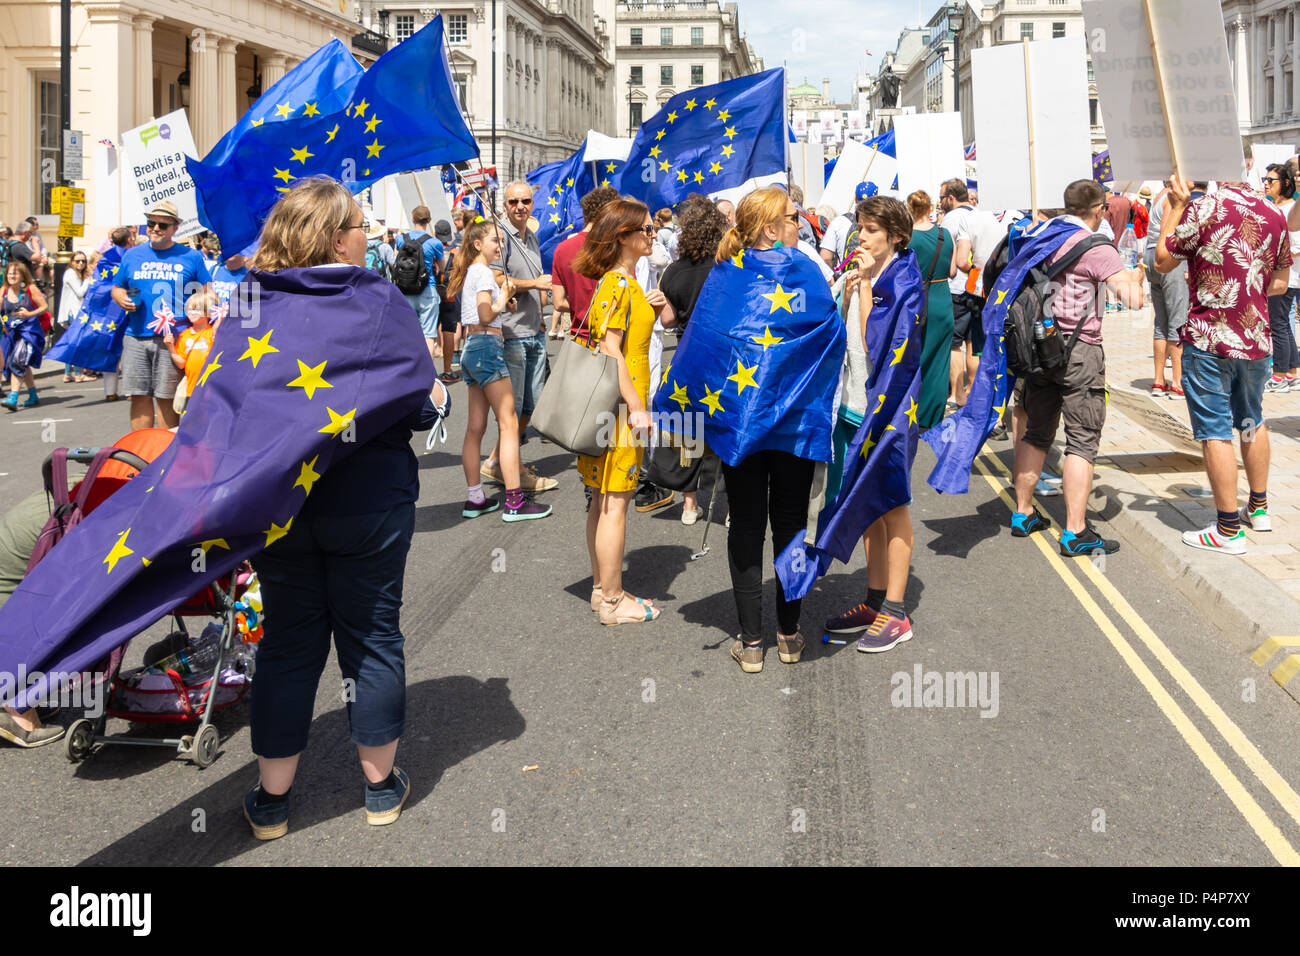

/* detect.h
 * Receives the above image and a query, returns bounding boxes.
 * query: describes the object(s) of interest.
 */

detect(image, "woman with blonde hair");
[573,197,667,625]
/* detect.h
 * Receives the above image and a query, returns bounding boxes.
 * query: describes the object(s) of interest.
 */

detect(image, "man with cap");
[820,182,877,269]
[110,200,211,430]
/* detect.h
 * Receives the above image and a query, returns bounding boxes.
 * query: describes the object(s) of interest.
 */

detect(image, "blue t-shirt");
[210,265,248,304]
[112,243,211,338]
[401,230,444,277]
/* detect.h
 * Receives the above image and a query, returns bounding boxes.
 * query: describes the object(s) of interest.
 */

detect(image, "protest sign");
[822,137,898,217]
[893,112,965,199]
[1082,0,1242,183]
[819,111,841,145]
[972,36,1092,213]
[789,140,826,207]
[121,109,203,239]
[395,170,452,227]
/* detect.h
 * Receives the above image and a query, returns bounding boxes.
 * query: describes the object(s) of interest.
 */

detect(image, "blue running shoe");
[1010,509,1050,537]
[1060,526,1120,556]
[1035,477,1062,497]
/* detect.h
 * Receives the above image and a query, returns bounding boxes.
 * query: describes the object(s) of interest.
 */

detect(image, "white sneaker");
[1241,506,1272,532]
[681,508,701,526]
[1182,524,1247,554]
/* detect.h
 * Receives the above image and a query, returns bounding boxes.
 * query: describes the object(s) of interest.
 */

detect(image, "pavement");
[2,342,1300,866]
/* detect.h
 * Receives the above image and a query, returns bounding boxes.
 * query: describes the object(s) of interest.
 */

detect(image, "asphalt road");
[2,354,1299,867]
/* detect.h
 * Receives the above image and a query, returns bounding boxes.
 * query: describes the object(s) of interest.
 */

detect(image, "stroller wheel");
[192,724,220,768]
[66,719,95,762]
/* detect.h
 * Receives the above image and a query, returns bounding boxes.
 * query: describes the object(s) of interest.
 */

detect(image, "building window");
[454,75,468,109]
[629,65,643,85]
[1267,78,1275,116]
[1020,22,1033,41]
[33,72,59,214]
[1288,71,1295,112]
[1053,22,1065,39]
[661,64,674,85]
[630,102,643,127]
[1089,97,1098,126]
[691,64,704,85]
[691,26,703,45]
[394,14,415,40]
[630,27,642,46]
[447,13,468,43]
[1087,59,1095,83]
[661,27,673,45]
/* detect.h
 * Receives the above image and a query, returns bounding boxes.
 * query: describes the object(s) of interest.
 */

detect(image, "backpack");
[1003,233,1112,378]
[0,239,33,276]
[797,208,826,245]
[365,238,390,280]
[392,233,431,295]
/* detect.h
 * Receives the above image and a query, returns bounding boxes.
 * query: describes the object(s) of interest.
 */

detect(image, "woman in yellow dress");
[573,198,667,625]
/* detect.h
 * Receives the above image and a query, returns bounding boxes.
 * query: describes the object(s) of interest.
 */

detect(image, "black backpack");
[1003,233,1112,378]
[0,239,33,276]
[392,233,431,295]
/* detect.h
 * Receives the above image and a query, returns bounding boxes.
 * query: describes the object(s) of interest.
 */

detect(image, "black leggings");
[720,450,815,643]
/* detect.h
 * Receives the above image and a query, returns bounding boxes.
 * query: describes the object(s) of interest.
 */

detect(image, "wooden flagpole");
[1023,37,1038,220]
[1143,0,1182,184]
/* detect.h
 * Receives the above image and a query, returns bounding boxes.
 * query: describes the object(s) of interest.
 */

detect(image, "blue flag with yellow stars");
[188,16,478,254]
[652,246,844,467]
[1092,149,1112,185]
[774,252,926,601]
[45,246,128,373]
[0,266,435,710]
[527,143,623,271]
[618,68,787,209]
[922,217,1081,495]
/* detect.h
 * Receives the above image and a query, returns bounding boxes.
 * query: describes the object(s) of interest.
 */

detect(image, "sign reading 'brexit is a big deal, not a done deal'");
[120,109,204,241]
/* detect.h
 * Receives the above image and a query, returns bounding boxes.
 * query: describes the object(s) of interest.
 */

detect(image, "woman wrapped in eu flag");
[241,177,450,840]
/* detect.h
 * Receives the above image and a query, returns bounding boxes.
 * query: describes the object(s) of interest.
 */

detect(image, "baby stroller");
[28,429,258,769]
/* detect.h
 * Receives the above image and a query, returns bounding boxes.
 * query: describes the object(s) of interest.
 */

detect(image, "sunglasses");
[781,212,799,225]
[506,198,533,206]
[339,219,371,232]
[626,224,657,237]
[145,220,176,230]
[1266,176,1282,183]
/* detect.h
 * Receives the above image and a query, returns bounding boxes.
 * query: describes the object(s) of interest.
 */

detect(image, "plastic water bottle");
[1119,224,1139,271]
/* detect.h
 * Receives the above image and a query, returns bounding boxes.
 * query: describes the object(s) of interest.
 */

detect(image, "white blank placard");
[789,140,826,208]
[972,37,1093,212]
[893,112,966,200]
[822,139,898,217]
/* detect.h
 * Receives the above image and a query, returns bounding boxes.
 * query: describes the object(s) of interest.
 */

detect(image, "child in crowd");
[164,291,218,414]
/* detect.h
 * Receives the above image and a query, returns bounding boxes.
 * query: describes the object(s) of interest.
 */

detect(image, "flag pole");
[1143,0,1182,184]
[1022,37,1039,221]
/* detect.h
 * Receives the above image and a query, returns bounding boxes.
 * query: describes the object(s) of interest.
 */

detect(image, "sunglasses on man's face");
[145,220,176,231]
[506,198,533,207]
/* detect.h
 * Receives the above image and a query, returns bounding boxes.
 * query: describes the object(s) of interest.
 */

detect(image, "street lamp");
[947,2,964,114]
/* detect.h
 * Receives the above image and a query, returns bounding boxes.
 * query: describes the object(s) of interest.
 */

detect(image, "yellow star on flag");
[293,455,322,496]
[290,145,314,164]
[726,359,759,395]
[724,126,738,140]
[667,111,679,124]
[198,538,230,553]
[547,196,558,207]
[264,517,293,548]
[319,406,357,437]
[606,161,618,172]
[91,321,103,332]
[251,118,264,127]
[601,178,611,187]
[693,171,704,184]
[709,161,723,175]
[142,557,152,567]
[303,102,320,117]
[366,139,385,158]
[873,393,886,415]
[273,167,293,184]
[859,432,877,457]
[721,144,735,158]
[655,129,666,141]
[760,285,796,314]
[716,108,731,123]
[685,98,697,111]
[731,250,745,268]
[352,98,370,117]
[905,398,919,427]
[669,381,691,411]
[106,322,116,332]
[890,338,908,365]
[550,213,561,224]
[325,124,340,144]
[659,159,672,173]
[995,288,1008,305]
[197,351,223,387]
[704,97,717,110]
[566,177,574,187]
[286,359,333,399]
[103,529,134,573]
[274,103,293,119]
[751,326,783,349]
[992,401,1006,418]
[700,384,726,417]
[677,169,688,183]
[649,146,662,158]
[660,362,672,388]
[364,115,381,133]
[555,184,564,193]
[239,330,279,368]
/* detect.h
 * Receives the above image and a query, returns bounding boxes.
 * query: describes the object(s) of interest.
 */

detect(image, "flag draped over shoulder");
[922,218,1081,495]
[45,246,128,373]
[188,17,478,254]
[0,267,435,710]
[774,252,926,601]
[526,143,622,272]
[617,68,787,210]
[652,246,844,467]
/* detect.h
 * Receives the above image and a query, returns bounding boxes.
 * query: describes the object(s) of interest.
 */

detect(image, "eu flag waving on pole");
[0,267,435,710]
[652,246,843,466]
[188,16,478,254]
[618,68,787,209]
[923,217,1081,494]
[45,245,128,373]
[528,140,624,271]
[774,253,926,601]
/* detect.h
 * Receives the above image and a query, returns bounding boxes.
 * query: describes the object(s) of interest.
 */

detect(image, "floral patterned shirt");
[1164,183,1292,360]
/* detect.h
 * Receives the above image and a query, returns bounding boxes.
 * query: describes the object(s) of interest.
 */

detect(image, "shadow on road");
[920,497,1006,558]
[75,675,525,865]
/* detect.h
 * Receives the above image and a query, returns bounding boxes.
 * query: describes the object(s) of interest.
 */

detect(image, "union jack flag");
[147,302,177,336]
[964,141,977,161]
[210,302,229,326]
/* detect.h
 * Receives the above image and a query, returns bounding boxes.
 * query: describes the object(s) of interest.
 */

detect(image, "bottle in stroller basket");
[147,622,224,677]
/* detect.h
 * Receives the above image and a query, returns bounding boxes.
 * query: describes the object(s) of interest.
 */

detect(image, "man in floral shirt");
[1155,177,1291,555]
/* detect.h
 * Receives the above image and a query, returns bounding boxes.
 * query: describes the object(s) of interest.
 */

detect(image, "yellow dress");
[576,270,656,493]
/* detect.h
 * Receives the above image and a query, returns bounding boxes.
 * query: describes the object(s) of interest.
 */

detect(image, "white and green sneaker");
[1182,524,1247,555]
[1241,506,1272,532]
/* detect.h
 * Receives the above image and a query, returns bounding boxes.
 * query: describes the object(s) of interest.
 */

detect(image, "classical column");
[189,29,219,155]
[546,40,561,137]
[1274,14,1285,119]
[216,36,239,137]
[535,37,544,132]
[262,52,287,90]
[1234,19,1251,130]
[131,13,158,125]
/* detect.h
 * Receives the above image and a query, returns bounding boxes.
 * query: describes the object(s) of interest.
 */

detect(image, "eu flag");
[774,252,926,601]
[618,68,787,209]
[1092,150,1113,185]
[45,245,128,373]
[652,246,844,466]
[527,141,624,271]
[0,267,435,710]
[922,217,1080,495]
[188,16,478,254]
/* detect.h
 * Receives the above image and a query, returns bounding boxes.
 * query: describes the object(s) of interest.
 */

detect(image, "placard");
[892,112,966,199]
[789,140,826,207]
[972,37,1093,212]
[1082,0,1242,182]
[822,138,899,217]
[120,109,203,239]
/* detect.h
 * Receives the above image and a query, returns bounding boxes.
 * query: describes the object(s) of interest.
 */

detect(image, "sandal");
[599,592,661,626]
[62,375,75,383]
[1167,385,1184,397]
[590,587,657,613]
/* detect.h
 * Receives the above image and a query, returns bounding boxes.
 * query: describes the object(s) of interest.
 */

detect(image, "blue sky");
[738,0,927,104]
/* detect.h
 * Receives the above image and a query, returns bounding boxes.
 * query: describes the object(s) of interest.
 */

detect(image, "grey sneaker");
[0,711,65,748]
[365,767,411,826]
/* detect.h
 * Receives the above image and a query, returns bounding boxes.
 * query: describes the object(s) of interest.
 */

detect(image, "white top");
[941,205,1007,296]
[820,214,854,261]
[58,269,91,326]
[1282,200,1300,289]
[459,262,501,328]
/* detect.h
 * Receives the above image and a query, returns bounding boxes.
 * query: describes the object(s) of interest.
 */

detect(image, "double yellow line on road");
[975,452,1300,866]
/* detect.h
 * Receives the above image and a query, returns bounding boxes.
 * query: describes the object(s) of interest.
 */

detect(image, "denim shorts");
[1181,345,1269,441]
[460,333,510,389]
[406,286,441,338]
[504,330,549,417]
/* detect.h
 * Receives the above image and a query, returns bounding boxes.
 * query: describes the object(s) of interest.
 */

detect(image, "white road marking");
[11,419,73,424]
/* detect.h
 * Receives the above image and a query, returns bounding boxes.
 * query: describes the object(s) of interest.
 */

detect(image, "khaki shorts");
[1022,342,1107,464]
